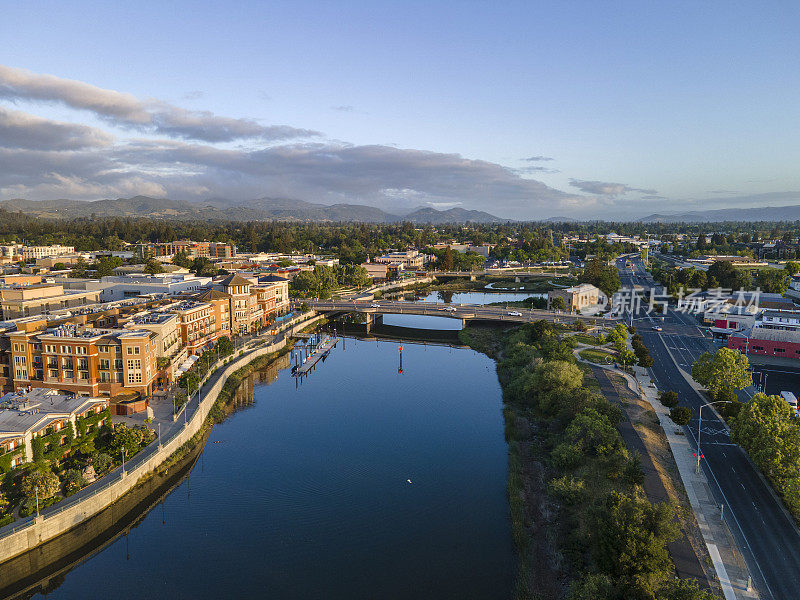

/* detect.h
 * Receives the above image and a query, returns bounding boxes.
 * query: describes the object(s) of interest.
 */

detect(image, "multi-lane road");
[617,256,800,600]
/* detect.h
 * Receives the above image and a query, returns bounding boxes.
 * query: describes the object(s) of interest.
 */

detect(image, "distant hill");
[0,196,505,223]
[639,205,800,223]
[400,206,504,223]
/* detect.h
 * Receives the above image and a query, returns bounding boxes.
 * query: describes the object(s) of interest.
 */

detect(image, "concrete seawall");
[0,312,325,564]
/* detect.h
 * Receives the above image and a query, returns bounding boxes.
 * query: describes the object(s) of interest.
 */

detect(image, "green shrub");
[62,469,86,496]
[548,474,587,505]
[93,453,113,475]
[553,441,583,470]
[670,406,692,426]
[659,390,680,408]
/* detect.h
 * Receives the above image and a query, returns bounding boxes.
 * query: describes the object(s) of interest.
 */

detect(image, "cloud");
[331,105,355,112]
[522,155,554,162]
[569,178,658,196]
[516,165,560,175]
[0,65,318,143]
[0,66,594,219]
[181,90,204,100]
[0,108,114,150]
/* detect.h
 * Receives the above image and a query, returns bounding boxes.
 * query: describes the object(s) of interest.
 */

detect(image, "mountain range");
[639,205,800,223]
[0,196,505,223]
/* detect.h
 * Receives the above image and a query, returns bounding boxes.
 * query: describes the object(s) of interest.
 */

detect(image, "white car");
[508,311,522,316]
[370,303,380,308]
[652,325,663,331]
[444,306,457,312]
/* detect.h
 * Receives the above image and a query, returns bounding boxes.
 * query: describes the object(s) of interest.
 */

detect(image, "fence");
[0,312,324,563]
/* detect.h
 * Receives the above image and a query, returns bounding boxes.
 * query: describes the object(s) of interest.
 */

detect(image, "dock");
[292,335,338,376]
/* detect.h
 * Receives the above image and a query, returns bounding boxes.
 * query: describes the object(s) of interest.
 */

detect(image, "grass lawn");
[579,348,615,364]
[573,333,605,346]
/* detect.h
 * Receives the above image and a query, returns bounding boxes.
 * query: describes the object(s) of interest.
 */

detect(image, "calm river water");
[30,336,514,600]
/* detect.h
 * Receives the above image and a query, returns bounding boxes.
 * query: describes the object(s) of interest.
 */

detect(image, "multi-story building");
[169,300,219,355]
[20,245,75,261]
[194,289,232,341]
[143,240,236,259]
[374,250,425,270]
[122,311,186,387]
[257,275,290,316]
[214,274,264,335]
[0,388,108,469]
[5,321,159,400]
[0,284,102,320]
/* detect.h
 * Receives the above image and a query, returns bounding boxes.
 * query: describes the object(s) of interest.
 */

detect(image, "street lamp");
[696,400,738,473]
[35,486,39,518]
[121,447,127,476]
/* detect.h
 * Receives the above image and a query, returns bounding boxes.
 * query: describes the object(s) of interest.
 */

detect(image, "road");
[304,299,611,326]
[618,256,800,600]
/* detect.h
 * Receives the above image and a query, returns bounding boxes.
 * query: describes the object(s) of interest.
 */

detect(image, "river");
[21,335,514,600]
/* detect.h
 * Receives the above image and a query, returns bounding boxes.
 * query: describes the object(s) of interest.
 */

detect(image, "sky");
[1,1,799,220]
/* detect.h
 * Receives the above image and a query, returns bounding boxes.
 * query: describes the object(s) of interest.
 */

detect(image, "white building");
[97,274,212,302]
[21,245,76,261]
[0,388,108,469]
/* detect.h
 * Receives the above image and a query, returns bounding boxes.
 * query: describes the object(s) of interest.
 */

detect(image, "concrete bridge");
[431,269,574,282]
[304,300,614,330]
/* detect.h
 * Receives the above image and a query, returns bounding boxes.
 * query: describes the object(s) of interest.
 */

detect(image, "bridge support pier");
[515,276,521,283]
[365,313,383,333]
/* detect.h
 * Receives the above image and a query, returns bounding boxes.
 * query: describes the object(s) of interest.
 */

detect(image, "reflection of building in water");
[230,352,291,410]
[255,352,290,386]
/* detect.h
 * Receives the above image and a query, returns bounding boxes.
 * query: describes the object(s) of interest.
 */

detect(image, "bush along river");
[10,333,514,600]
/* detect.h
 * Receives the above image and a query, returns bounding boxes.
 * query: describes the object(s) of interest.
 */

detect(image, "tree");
[757,269,789,293]
[551,296,566,311]
[94,256,123,278]
[62,469,87,496]
[659,578,717,600]
[51,262,66,271]
[21,469,60,501]
[785,261,800,276]
[618,349,637,366]
[144,258,165,275]
[581,258,621,297]
[691,347,752,398]
[442,246,455,271]
[670,406,692,425]
[658,390,680,408]
[591,492,679,596]
[216,336,234,357]
[730,393,800,508]
[172,251,192,268]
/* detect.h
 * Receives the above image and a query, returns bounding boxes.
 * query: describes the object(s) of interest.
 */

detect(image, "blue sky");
[1,1,799,219]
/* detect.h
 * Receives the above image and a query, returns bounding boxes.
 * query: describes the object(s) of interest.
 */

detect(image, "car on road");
[444,306,457,312]
[370,303,380,308]
[652,325,663,331]
[508,311,522,316]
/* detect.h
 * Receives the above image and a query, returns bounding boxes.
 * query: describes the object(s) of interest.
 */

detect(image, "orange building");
[6,322,159,400]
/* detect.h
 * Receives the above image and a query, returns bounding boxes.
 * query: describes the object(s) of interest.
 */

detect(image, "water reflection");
[15,338,513,600]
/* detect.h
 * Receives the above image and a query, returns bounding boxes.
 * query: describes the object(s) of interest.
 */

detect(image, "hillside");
[0,196,505,223]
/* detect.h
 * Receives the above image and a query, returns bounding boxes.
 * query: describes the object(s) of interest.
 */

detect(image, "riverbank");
[459,322,716,600]
[0,313,325,566]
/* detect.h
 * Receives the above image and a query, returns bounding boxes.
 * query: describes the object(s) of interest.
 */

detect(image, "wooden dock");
[292,335,338,376]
